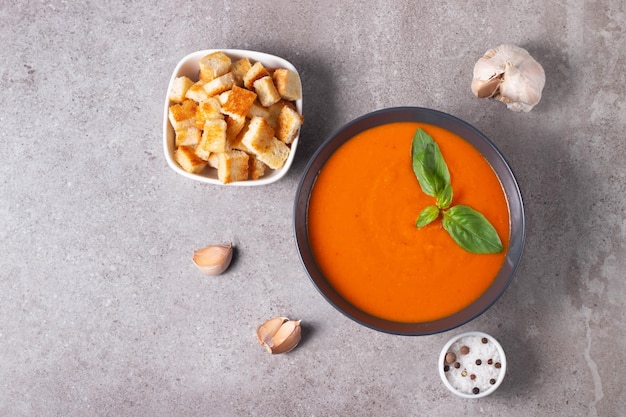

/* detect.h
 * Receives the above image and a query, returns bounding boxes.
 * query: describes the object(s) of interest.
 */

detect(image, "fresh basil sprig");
[411,129,503,254]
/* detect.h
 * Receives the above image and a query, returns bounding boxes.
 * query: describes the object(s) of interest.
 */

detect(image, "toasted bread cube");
[207,152,219,169]
[266,100,297,130]
[272,69,301,101]
[230,119,253,153]
[168,99,197,130]
[241,116,290,170]
[243,61,269,89]
[246,100,271,119]
[217,150,249,184]
[175,145,207,174]
[195,97,223,129]
[194,145,210,161]
[175,126,202,147]
[240,116,274,148]
[231,58,252,86]
[185,81,210,103]
[225,115,247,146]
[217,91,231,105]
[199,51,232,82]
[248,156,267,180]
[203,72,235,97]
[198,118,228,154]
[221,86,257,119]
[253,76,281,107]
[276,105,303,144]
[168,76,195,103]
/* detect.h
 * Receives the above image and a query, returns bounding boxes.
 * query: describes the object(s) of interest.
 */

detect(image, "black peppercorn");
[475,359,482,365]
[481,337,488,344]
[454,362,461,369]
[472,387,480,394]
[489,378,496,385]
[444,365,450,372]
[495,362,501,369]
[487,358,493,365]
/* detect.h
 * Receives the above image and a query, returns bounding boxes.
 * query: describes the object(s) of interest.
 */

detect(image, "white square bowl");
[163,49,303,186]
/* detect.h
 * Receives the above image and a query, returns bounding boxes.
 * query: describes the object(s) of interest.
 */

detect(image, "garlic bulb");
[471,44,545,112]
[192,243,233,275]
[257,317,302,354]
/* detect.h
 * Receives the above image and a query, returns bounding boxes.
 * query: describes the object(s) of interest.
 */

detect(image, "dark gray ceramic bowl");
[294,107,525,335]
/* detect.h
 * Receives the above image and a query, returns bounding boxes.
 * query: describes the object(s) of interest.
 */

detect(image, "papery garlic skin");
[257,317,302,354]
[192,243,233,275]
[471,44,545,112]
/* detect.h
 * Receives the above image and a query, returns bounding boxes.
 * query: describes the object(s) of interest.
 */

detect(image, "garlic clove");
[270,320,302,354]
[257,316,288,346]
[472,75,501,98]
[257,317,302,354]
[471,44,545,112]
[192,243,233,275]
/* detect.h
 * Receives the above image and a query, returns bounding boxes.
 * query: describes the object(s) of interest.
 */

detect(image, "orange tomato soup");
[308,122,510,322]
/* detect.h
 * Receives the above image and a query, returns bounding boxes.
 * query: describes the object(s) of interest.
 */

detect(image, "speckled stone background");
[1,1,625,416]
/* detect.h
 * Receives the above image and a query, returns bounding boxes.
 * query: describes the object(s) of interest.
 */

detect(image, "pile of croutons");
[167,51,303,183]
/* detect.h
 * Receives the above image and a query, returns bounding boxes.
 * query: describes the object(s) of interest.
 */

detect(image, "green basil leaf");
[441,205,503,254]
[411,129,451,198]
[436,183,453,209]
[416,205,440,228]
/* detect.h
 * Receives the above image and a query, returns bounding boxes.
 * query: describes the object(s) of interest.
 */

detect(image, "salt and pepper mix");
[442,334,503,395]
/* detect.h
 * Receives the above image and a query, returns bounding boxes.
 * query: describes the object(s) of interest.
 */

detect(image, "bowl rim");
[438,331,507,398]
[293,107,525,335]
[162,48,303,186]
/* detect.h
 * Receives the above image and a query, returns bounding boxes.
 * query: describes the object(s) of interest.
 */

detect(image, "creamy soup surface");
[308,122,510,322]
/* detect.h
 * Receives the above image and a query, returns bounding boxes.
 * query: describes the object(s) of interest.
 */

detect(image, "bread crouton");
[253,76,281,107]
[185,81,210,103]
[225,114,247,145]
[175,145,207,174]
[207,152,219,169]
[195,97,223,129]
[198,118,228,154]
[272,69,301,101]
[241,116,290,170]
[194,145,211,162]
[168,99,197,130]
[266,100,297,130]
[221,85,257,119]
[168,76,195,103]
[199,51,232,82]
[203,72,235,97]
[217,150,249,183]
[246,100,271,119]
[230,119,253,154]
[231,58,252,86]
[217,90,231,105]
[175,126,201,147]
[243,61,269,89]
[276,105,303,144]
[248,156,267,180]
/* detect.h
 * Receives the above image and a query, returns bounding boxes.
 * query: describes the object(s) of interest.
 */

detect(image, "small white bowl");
[162,49,303,186]
[438,331,507,398]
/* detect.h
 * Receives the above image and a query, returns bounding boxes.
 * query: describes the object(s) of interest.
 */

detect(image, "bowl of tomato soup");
[294,107,524,335]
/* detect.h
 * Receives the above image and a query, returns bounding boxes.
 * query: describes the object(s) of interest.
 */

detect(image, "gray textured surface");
[1,1,625,416]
